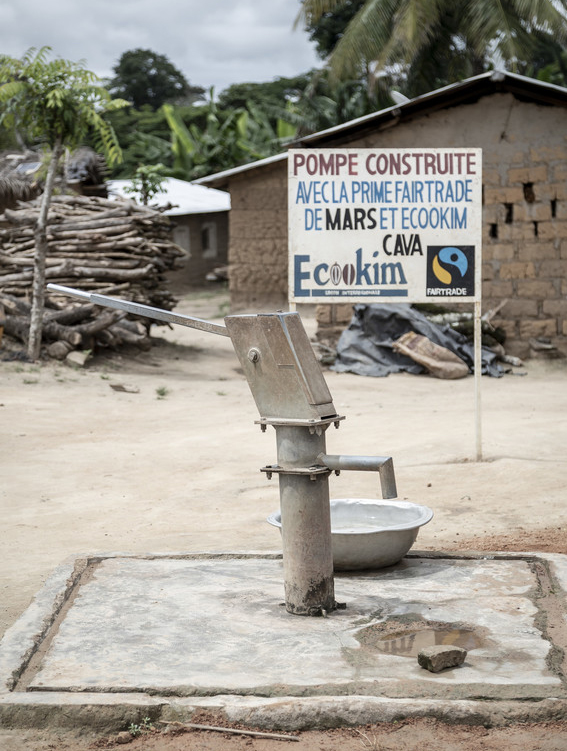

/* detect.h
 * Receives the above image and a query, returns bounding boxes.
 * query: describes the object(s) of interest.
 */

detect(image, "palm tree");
[297,0,567,95]
[0,47,128,359]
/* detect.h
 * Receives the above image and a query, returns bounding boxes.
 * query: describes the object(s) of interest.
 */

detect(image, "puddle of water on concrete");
[367,628,481,657]
[356,624,483,657]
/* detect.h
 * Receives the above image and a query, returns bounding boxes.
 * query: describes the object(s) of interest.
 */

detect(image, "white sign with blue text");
[288,148,482,304]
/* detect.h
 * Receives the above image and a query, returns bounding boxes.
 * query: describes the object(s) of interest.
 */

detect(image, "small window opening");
[504,203,513,223]
[533,221,539,237]
[524,182,535,203]
[489,223,498,239]
[551,199,557,218]
[201,226,210,251]
[200,221,218,259]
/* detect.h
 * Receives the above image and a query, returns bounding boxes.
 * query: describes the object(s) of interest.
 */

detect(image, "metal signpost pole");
[474,300,483,462]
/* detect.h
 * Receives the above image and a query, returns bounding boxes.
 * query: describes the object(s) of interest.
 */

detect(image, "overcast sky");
[0,0,322,94]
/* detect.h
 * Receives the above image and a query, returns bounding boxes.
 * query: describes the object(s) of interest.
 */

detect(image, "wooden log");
[47,223,139,240]
[46,213,132,232]
[0,241,35,253]
[69,263,156,281]
[50,194,151,213]
[113,318,147,335]
[47,340,74,360]
[53,279,123,289]
[45,303,97,325]
[74,309,124,338]
[43,207,130,231]
[106,322,151,349]
[42,320,84,345]
[96,282,131,296]
[0,286,30,296]
[46,256,141,269]
[4,314,82,346]
[0,261,155,284]
[0,254,83,269]
[0,280,35,289]
[0,263,73,284]
[0,293,31,316]
[1,208,58,226]
[47,236,145,251]
[95,328,119,347]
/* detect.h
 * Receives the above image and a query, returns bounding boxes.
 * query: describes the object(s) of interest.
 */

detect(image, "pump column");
[272,422,334,616]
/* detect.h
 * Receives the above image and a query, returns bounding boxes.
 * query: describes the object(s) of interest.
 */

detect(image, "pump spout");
[317,453,398,499]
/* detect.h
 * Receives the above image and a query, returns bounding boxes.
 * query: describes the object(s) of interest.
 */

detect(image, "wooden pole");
[474,300,482,462]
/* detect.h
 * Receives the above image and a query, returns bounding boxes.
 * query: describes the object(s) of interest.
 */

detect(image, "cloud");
[0,0,320,92]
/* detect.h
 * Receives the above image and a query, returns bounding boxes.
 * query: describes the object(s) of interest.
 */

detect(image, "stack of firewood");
[0,194,186,358]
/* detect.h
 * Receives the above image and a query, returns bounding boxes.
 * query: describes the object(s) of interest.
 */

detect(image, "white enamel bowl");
[267,498,433,571]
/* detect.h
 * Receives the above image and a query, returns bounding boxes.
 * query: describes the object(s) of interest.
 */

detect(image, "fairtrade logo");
[432,246,469,285]
[426,245,475,297]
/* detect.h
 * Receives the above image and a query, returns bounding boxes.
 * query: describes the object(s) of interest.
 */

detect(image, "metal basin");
[267,498,433,571]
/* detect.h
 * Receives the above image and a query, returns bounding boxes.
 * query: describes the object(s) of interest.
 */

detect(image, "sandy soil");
[2,287,567,750]
[2,717,567,751]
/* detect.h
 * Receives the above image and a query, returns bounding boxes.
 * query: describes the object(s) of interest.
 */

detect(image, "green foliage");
[107,48,204,110]
[0,121,20,150]
[298,0,567,96]
[124,163,168,205]
[0,47,127,168]
[102,105,173,177]
[0,46,128,166]
[290,73,393,134]
[0,46,130,360]
[303,0,366,59]
[516,29,567,87]
[160,89,297,180]
[218,74,310,111]
[128,717,155,736]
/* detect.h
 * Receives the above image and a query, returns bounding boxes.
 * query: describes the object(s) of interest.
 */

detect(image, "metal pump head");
[225,312,337,424]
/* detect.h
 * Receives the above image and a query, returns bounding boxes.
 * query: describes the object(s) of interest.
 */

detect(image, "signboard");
[288,148,482,304]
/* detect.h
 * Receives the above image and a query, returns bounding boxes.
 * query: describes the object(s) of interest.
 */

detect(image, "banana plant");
[161,89,297,180]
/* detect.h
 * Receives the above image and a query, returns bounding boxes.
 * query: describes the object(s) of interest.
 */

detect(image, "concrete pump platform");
[1,551,567,731]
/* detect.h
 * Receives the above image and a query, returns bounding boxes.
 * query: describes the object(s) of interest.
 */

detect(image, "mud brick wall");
[227,163,289,310]
[224,93,567,357]
[482,157,567,358]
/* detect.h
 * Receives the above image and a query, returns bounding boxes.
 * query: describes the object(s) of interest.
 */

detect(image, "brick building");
[198,72,567,359]
[108,177,230,286]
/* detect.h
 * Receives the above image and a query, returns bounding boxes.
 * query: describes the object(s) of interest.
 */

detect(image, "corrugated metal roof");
[294,70,567,147]
[193,152,287,187]
[107,177,230,215]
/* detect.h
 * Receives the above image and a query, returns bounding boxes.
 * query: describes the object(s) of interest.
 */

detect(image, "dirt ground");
[2,717,567,751]
[2,288,567,750]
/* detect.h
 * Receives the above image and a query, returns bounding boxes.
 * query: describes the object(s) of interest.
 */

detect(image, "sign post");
[288,148,483,459]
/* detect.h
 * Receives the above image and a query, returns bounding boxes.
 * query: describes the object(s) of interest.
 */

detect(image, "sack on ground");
[392,331,469,379]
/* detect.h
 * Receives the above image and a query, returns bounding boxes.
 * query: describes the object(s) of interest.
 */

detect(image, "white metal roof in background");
[106,177,230,216]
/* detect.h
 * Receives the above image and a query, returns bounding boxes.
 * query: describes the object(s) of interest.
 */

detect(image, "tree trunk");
[27,138,64,360]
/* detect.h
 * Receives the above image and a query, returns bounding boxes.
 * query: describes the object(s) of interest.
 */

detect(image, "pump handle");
[47,284,229,337]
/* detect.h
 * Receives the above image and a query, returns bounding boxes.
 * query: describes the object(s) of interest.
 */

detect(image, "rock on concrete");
[418,646,467,673]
